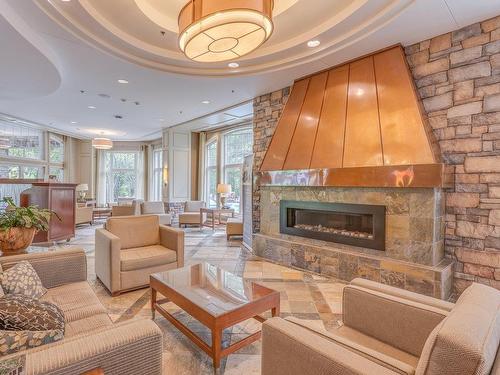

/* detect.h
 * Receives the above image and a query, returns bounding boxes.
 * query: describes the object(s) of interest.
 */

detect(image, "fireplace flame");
[392,167,415,187]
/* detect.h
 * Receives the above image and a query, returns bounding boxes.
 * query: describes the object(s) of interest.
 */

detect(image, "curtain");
[198,132,206,202]
[146,145,154,201]
[96,149,107,206]
[136,146,146,200]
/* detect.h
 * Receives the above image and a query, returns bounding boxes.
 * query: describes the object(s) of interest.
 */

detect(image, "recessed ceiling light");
[228,62,239,68]
[71,121,77,124]
[307,40,321,48]
[159,119,165,122]
[201,100,210,104]
[117,79,129,84]
[88,105,96,109]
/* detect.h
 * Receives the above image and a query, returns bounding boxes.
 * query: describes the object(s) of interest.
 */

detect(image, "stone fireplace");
[252,45,455,299]
[254,186,452,299]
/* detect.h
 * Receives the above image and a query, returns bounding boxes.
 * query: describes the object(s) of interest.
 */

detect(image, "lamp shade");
[216,183,232,194]
[76,184,89,192]
[178,0,274,62]
[92,138,113,150]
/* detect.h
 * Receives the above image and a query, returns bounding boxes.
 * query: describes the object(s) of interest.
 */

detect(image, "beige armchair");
[95,215,184,296]
[262,278,500,375]
[179,200,206,227]
[110,199,142,217]
[140,201,171,226]
[75,204,93,225]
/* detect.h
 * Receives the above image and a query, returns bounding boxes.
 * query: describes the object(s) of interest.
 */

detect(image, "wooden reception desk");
[20,183,77,243]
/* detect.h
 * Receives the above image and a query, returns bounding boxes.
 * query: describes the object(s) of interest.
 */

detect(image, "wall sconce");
[163,167,169,186]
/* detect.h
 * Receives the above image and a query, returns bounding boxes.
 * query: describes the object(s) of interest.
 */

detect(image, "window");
[0,164,43,179]
[223,128,252,212]
[48,134,65,181]
[205,140,217,208]
[0,123,44,160]
[105,151,139,203]
[152,149,163,201]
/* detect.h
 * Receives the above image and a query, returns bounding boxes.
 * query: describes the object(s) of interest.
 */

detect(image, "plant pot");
[0,227,37,253]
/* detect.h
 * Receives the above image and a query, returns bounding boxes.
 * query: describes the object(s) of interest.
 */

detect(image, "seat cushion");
[179,212,201,224]
[41,282,112,337]
[120,245,177,272]
[416,283,500,375]
[141,201,165,215]
[107,215,160,249]
[184,201,205,212]
[41,282,108,323]
[285,317,417,374]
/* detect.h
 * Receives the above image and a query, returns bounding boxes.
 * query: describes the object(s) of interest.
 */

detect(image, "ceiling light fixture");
[88,105,96,109]
[117,79,129,84]
[92,137,113,150]
[228,62,240,68]
[71,121,77,124]
[178,0,273,62]
[201,100,210,104]
[307,40,321,48]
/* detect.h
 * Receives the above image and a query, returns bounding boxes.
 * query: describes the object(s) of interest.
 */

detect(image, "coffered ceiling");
[0,0,499,140]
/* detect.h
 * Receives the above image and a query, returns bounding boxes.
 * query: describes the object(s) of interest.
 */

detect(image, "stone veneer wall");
[252,15,500,294]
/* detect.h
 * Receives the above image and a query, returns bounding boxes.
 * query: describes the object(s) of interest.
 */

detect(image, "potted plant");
[0,197,58,253]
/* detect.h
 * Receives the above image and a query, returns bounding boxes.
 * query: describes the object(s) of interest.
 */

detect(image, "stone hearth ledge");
[253,233,453,300]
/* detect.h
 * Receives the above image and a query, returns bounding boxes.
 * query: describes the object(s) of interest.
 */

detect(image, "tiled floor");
[70,221,345,374]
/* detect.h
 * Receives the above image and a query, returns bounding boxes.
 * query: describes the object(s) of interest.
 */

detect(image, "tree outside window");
[105,152,139,203]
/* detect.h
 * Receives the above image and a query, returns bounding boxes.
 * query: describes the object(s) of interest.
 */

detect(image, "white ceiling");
[0,0,499,141]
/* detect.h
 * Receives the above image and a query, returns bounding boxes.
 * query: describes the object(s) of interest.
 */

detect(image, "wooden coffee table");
[150,263,280,369]
[200,208,235,230]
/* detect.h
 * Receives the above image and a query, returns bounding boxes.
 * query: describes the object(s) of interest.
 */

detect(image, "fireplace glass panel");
[288,208,374,239]
[279,201,386,251]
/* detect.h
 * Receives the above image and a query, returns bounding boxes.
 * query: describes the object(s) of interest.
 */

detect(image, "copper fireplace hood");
[258,45,452,188]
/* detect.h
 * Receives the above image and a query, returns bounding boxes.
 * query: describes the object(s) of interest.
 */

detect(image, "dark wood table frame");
[150,276,280,369]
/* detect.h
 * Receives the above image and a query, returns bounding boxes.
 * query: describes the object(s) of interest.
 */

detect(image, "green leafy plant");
[0,197,59,232]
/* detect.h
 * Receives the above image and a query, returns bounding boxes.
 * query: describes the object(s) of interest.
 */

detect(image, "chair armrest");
[0,248,87,288]
[10,319,162,375]
[95,229,121,293]
[342,285,448,357]
[262,318,407,375]
[350,278,454,311]
[159,225,184,267]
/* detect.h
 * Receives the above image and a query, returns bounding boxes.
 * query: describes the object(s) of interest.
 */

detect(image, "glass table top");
[151,263,276,317]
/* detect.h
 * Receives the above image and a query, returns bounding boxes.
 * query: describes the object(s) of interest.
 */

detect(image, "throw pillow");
[0,294,65,356]
[0,261,47,299]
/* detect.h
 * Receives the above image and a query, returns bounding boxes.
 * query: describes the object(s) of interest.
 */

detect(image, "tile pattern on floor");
[69,222,345,374]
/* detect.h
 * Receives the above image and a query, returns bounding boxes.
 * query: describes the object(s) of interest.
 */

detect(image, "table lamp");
[216,184,232,209]
[76,184,89,203]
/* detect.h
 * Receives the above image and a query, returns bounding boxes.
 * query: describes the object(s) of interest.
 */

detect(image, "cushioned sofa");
[95,215,184,296]
[0,248,163,375]
[262,278,500,375]
[140,201,171,226]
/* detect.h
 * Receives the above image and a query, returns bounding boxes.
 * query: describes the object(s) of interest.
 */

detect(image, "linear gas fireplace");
[280,200,386,251]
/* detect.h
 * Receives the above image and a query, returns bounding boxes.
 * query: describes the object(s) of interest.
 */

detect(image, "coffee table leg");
[272,304,280,317]
[212,327,222,369]
[151,287,157,319]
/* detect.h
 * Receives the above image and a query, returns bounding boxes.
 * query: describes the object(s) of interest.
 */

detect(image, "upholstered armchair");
[75,204,93,225]
[95,215,184,296]
[110,199,142,217]
[178,200,206,227]
[140,201,171,225]
[262,278,500,375]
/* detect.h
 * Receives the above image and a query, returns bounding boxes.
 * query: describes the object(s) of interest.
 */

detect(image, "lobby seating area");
[1,2,500,375]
